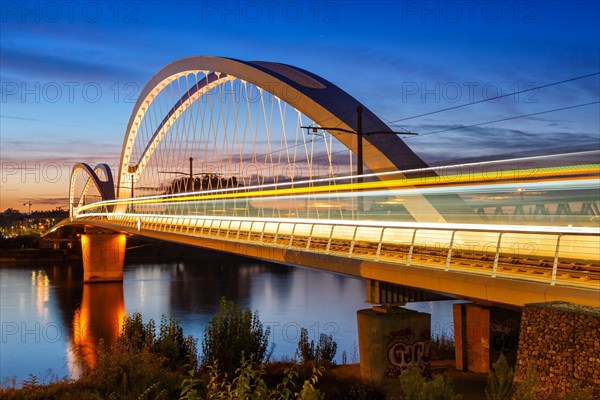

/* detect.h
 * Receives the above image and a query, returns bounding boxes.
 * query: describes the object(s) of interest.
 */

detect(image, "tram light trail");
[76,163,599,213]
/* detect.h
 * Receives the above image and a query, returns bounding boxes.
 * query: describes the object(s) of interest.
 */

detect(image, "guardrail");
[76,212,600,290]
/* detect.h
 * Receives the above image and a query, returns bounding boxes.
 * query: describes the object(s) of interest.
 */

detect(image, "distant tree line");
[0,208,68,228]
[165,174,239,194]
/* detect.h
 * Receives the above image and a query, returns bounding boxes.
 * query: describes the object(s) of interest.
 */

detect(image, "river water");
[0,255,457,384]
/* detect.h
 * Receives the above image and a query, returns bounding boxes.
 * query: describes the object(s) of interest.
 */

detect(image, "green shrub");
[201,298,270,376]
[179,369,203,400]
[316,334,337,366]
[297,367,324,400]
[115,312,198,372]
[341,351,348,365]
[485,353,513,400]
[79,312,196,399]
[197,356,323,400]
[513,362,539,400]
[297,328,315,365]
[204,357,269,399]
[85,341,175,399]
[116,311,156,352]
[398,365,457,400]
[155,314,199,370]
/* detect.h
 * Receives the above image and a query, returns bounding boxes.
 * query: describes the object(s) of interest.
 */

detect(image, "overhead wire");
[383,72,600,125]
[413,101,600,137]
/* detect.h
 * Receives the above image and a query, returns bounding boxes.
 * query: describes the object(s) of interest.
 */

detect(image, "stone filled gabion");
[515,302,600,398]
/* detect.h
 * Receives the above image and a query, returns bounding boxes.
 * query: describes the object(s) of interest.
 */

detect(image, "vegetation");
[1,299,477,399]
[398,365,459,400]
[0,312,197,399]
[485,353,595,400]
[182,357,324,400]
[166,174,239,194]
[429,332,455,360]
[512,362,540,400]
[201,298,271,376]
[485,354,514,400]
[296,328,337,367]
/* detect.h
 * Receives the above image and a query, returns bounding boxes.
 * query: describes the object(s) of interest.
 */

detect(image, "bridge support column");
[357,279,455,381]
[81,232,126,283]
[453,303,520,373]
[357,306,431,381]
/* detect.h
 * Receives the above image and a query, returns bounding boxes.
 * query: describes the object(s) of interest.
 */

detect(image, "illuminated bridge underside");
[63,213,600,308]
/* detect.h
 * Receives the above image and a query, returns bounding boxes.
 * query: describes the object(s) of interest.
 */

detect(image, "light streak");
[77,212,600,235]
[76,164,599,212]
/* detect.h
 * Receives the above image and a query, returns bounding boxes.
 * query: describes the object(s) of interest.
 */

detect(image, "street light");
[23,201,33,214]
[302,106,418,184]
[159,157,205,192]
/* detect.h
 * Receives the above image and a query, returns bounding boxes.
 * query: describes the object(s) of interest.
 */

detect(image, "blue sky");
[1,0,599,210]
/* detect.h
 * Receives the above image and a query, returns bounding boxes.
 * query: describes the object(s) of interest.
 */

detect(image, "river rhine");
[0,254,458,384]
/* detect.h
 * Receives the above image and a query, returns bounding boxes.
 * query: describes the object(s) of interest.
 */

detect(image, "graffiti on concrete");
[385,328,431,377]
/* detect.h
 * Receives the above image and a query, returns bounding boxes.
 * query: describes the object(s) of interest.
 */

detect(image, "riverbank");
[0,235,250,265]
[0,360,485,400]
[0,302,480,399]
[0,248,81,264]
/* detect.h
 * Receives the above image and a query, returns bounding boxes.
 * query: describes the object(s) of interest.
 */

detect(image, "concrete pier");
[357,306,431,381]
[81,232,126,283]
[453,303,520,373]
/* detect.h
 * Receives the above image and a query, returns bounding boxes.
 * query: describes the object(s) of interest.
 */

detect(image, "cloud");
[20,196,70,206]
[404,124,599,162]
[0,114,91,129]
[1,136,121,160]
[0,114,44,123]
[0,47,140,82]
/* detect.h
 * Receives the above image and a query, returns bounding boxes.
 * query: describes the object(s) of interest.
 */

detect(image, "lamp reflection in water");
[68,282,126,376]
[31,270,50,319]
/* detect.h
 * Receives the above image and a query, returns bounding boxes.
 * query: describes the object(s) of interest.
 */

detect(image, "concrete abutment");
[515,302,600,398]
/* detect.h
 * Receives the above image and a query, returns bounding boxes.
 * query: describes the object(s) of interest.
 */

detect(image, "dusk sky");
[1,0,599,211]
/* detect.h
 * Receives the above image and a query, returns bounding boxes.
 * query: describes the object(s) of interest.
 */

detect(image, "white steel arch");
[69,163,115,217]
[117,56,429,199]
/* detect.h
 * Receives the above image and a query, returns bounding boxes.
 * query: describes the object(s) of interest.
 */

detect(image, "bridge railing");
[77,211,600,290]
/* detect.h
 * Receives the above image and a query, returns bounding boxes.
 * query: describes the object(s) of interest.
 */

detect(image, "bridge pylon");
[357,280,452,381]
[80,230,126,283]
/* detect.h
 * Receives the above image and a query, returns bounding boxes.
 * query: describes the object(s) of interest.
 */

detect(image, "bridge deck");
[58,213,600,308]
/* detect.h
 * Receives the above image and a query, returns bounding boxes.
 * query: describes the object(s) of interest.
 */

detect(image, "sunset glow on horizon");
[1,1,598,212]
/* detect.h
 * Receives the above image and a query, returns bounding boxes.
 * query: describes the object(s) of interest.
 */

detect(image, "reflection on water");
[31,270,51,319]
[71,283,126,373]
[0,257,458,383]
[120,261,370,365]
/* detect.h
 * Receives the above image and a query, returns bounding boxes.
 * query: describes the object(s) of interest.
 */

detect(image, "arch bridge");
[57,56,599,309]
